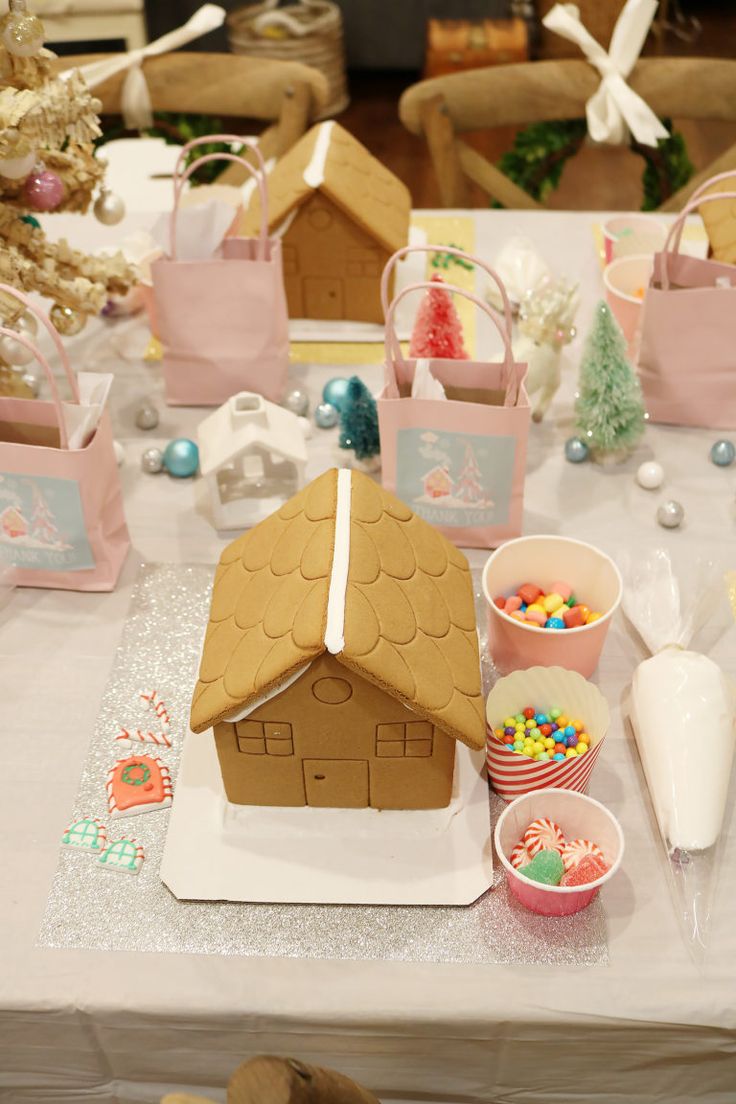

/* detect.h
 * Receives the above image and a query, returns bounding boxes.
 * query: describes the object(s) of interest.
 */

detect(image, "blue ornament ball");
[314,401,339,429]
[163,437,199,478]
[710,439,735,467]
[322,377,350,413]
[565,436,589,463]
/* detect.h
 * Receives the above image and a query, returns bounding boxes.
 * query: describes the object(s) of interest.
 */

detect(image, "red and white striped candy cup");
[485,665,610,803]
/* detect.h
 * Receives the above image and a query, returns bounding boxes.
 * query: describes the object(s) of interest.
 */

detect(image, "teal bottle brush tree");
[574,300,646,463]
[338,376,380,470]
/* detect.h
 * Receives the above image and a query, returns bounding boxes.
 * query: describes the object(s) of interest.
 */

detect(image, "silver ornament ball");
[564,436,589,463]
[636,460,664,490]
[93,189,126,227]
[135,403,159,431]
[0,331,34,366]
[141,447,164,474]
[314,401,339,429]
[657,499,684,529]
[20,371,38,396]
[710,439,735,467]
[282,388,309,417]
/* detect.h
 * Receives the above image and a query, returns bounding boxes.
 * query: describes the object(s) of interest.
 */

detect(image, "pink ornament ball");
[23,169,65,212]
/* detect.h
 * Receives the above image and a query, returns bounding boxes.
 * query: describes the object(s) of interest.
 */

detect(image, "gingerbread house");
[241,121,411,324]
[190,468,485,810]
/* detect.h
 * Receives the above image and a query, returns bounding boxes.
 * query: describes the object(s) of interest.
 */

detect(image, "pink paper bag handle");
[380,244,514,338]
[668,169,736,255]
[0,326,72,449]
[173,133,267,184]
[169,150,269,261]
[383,280,519,406]
[0,282,80,408]
[660,190,736,289]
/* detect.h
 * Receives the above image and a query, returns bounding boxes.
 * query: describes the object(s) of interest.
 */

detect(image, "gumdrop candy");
[519,848,564,885]
[560,853,609,886]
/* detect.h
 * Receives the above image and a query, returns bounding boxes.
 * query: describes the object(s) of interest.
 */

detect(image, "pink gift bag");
[377,245,530,549]
[638,176,736,429]
[0,287,129,591]
[151,136,289,407]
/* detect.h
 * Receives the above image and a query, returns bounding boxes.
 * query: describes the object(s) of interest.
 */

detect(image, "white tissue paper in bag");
[411,358,447,400]
[62,373,114,450]
[150,199,236,261]
[622,547,736,962]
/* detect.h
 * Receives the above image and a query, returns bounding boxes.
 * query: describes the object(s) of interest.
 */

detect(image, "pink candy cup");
[482,535,622,678]
[495,788,624,916]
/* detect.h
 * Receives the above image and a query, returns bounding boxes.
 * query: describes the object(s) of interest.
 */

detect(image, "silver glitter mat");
[38,564,608,965]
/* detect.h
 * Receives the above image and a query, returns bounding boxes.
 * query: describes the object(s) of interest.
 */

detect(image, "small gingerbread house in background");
[190,468,485,811]
[197,392,308,531]
[241,121,411,324]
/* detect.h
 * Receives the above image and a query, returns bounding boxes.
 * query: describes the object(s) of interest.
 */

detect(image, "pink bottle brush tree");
[408,274,469,360]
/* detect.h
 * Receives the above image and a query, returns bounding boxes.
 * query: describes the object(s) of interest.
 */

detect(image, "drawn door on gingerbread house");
[303,277,343,319]
[303,758,368,808]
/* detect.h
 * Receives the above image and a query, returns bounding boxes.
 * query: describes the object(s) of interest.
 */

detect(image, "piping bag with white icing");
[622,549,736,962]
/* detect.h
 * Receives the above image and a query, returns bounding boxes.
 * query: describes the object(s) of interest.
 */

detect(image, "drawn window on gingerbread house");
[236,719,293,756]
[282,244,298,276]
[346,247,381,277]
[308,206,333,231]
[375,721,433,758]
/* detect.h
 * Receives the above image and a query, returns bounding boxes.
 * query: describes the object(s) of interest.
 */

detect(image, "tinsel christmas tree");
[408,273,468,360]
[339,376,380,462]
[0,0,137,395]
[575,300,646,460]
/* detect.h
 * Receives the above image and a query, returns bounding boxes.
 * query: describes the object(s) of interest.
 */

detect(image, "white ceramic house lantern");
[197,392,308,530]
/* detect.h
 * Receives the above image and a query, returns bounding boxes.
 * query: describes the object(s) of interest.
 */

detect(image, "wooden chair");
[52,52,330,174]
[162,1055,379,1104]
[399,58,736,211]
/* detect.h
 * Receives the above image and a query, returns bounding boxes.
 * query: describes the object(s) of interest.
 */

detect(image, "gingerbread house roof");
[190,468,485,751]
[241,121,412,255]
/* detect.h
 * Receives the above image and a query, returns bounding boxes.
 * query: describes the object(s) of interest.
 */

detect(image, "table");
[2,209,735,1104]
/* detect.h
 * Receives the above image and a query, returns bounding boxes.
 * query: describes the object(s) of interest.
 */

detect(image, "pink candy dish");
[495,788,624,916]
[482,536,622,678]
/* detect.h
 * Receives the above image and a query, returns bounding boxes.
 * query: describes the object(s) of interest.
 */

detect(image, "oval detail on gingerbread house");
[311,676,353,704]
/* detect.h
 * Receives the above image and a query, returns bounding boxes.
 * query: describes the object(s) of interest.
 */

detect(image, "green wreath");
[496,118,693,211]
[121,763,151,787]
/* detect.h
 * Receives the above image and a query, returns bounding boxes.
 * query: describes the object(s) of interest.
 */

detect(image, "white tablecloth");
[2,209,735,1104]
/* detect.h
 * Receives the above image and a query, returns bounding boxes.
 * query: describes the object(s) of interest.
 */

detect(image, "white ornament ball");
[657,499,684,529]
[0,148,37,180]
[636,460,664,490]
[113,440,125,466]
[93,189,126,227]
[16,311,38,338]
[0,331,34,366]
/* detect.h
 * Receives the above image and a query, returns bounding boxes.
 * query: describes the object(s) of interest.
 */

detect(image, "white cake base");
[160,733,493,905]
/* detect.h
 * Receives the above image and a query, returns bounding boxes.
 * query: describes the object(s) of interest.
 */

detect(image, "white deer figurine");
[514,276,579,423]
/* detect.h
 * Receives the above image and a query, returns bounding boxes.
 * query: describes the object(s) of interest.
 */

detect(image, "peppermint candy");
[523,816,565,857]
[561,837,604,872]
[510,840,534,870]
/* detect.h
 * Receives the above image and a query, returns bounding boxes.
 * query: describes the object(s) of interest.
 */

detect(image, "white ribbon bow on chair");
[59,4,226,130]
[542,0,669,147]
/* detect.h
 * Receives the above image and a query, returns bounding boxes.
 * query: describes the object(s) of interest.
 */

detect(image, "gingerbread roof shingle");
[190,469,484,751]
